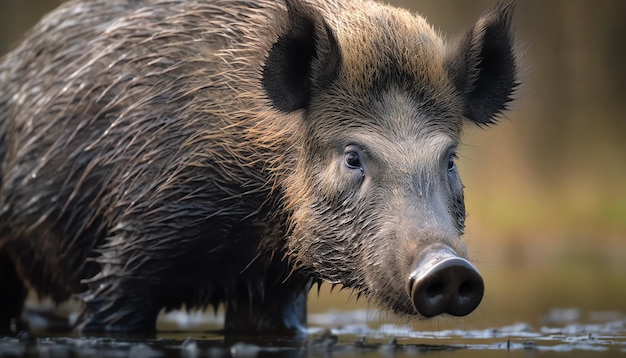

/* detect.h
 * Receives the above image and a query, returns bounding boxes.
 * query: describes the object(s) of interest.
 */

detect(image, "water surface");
[1,259,625,357]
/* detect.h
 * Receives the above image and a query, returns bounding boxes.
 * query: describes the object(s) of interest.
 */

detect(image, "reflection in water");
[1,244,620,356]
[3,270,626,357]
[1,309,625,357]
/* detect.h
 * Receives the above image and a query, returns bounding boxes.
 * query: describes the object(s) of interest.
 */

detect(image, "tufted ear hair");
[262,0,342,113]
[445,2,519,125]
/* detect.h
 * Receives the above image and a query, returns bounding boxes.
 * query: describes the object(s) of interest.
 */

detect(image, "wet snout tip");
[409,250,484,318]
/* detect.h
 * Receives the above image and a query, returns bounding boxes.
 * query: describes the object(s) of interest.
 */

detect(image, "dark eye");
[447,154,457,171]
[447,158,455,171]
[345,151,362,170]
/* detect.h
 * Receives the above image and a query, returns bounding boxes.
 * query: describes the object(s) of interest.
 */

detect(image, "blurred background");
[1,0,624,331]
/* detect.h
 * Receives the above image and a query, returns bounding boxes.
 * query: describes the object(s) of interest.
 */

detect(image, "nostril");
[457,280,480,307]
[409,253,484,318]
[458,281,474,297]
[426,281,445,299]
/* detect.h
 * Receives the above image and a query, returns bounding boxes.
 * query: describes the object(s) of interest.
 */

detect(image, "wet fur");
[0,0,517,333]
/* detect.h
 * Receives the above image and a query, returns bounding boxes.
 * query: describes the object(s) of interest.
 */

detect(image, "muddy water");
[0,310,625,357]
[1,259,625,357]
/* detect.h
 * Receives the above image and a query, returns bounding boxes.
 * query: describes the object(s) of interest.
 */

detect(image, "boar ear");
[445,2,518,125]
[263,0,342,112]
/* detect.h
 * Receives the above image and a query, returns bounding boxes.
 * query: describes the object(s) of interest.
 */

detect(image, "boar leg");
[224,273,311,335]
[0,252,28,333]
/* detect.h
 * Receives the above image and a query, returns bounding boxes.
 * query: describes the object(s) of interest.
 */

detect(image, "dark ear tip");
[497,0,517,17]
[262,0,341,113]
[487,1,516,29]
[458,0,519,126]
[481,0,516,38]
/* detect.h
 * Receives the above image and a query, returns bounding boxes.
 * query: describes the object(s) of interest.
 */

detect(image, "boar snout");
[408,245,484,318]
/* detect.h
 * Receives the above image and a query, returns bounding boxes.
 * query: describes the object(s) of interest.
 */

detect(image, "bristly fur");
[0,0,518,333]
[445,0,519,125]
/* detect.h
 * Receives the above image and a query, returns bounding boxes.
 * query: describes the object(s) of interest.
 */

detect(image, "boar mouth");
[407,245,484,318]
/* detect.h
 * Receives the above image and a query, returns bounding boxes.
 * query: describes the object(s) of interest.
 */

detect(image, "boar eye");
[345,151,362,170]
[447,153,458,171]
[447,158,455,171]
